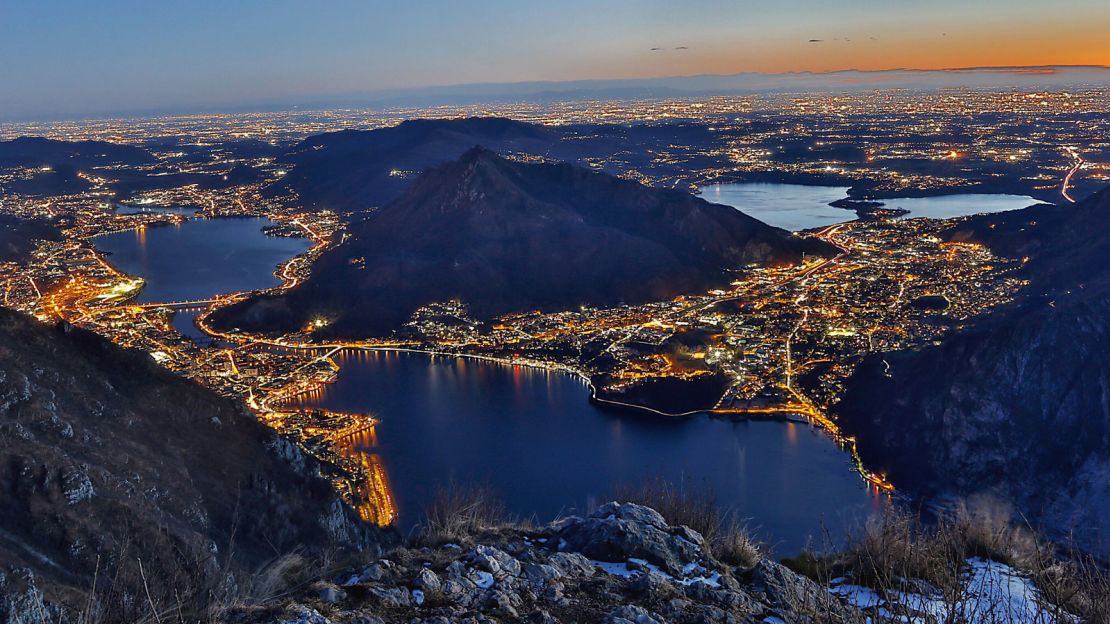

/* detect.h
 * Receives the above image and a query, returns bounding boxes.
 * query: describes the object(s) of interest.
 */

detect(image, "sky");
[1,0,1108,120]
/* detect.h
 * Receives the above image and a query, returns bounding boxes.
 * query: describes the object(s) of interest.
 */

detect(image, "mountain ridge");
[214,148,832,336]
[833,187,1110,554]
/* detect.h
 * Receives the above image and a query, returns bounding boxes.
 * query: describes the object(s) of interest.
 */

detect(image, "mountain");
[0,136,156,169]
[0,308,380,620]
[268,117,558,212]
[213,148,831,337]
[0,215,59,263]
[833,188,1110,553]
[4,163,92,197]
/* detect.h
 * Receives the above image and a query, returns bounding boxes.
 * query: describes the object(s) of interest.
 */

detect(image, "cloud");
[809,39,823,43]
[674,46,689,50]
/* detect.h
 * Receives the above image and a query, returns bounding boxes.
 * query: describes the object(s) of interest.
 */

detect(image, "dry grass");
[616,477,763,568]
[948,497,1042,570]
[783,497,1110,623]
[1032,547,1110,624]
[411,482,514,546]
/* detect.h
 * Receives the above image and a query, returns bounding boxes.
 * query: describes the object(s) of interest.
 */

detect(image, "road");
[1061,147,1084,203]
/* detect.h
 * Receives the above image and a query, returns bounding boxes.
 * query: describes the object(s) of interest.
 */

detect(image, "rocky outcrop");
[231,503,860,624]
[555,502,705,576]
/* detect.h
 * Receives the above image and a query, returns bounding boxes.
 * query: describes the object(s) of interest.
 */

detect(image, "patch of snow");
[557,538,567,551]
[591,560,639,578]
[682,561,706,575]
[828,583,885,609]
[679,571,722,588]
[412,589,425,605]
[473,569,495,589]
[828,558,1078,624]
[953,558,1075,624]
[443,543,462,550]
[591,558,720,587]
[341,574,360,587]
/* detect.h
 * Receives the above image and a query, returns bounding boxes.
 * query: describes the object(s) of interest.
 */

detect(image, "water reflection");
[93,217,312,303]
[334,426,398,526]
[293,350,883,554]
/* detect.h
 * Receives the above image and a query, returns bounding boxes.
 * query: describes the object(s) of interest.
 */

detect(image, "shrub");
[413,482,511,546]
[616,477,763,568]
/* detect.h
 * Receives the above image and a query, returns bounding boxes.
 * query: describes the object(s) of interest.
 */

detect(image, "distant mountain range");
[834,187,1110,554]
[7,65,1108,122]
[267,116,740,214]
[0,136,155,168]
[213,148,831,336]
[270,117,558,212]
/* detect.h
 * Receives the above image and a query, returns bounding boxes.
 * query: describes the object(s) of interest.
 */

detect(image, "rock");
[546,552,594,578]
[0,569,70,624]
[413,568,441,593]
[606,604,664,624]
[280,604,332,624]
[368,586,412,608]
[360,562,388,582]
[61,465,94,505]
[522,562,562,586]
[317,585,346,604]
[557,502,705,575]
[466,568,496,589]
[485,589,522,618]
[468,544,522,577]
[749,560,851,619]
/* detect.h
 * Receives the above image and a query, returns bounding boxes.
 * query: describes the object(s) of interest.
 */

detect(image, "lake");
[92,217,312,303]
[703,183,1039,230]
[291,349,885,554]
[885,194,1038,220]
[95,211,885,555]
[701,183,853,231]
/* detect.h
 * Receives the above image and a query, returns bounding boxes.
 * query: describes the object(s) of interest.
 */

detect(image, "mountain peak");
[214,151,833,336]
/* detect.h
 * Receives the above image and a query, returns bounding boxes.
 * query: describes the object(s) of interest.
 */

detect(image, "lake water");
[114,203,199,216]
[701,183,854,231]
[93,217,312,303]
[291,350,885,554]
[95,211,884,555]
[885,194,1038,220]
[703,183,1039,230]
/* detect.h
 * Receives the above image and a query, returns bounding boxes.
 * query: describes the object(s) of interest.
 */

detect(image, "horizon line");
[4,64,1108,126]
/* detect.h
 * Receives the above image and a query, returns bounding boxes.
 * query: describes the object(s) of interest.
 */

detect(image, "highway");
[1061,146,1084,203]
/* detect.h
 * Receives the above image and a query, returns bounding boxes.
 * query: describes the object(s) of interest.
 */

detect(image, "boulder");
[557,502,705,575]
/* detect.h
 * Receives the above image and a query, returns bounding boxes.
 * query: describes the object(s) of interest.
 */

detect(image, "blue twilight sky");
[1,0,1107,120]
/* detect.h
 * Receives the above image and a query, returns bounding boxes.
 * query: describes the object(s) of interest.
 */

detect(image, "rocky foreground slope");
[229,502,1084,624]
[231,503,860,624]
[0,308,381,622]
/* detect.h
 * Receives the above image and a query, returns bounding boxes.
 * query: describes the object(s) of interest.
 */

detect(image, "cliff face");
[0,308,382,620]
[214,148,831,336]
[834,188,1110,553]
